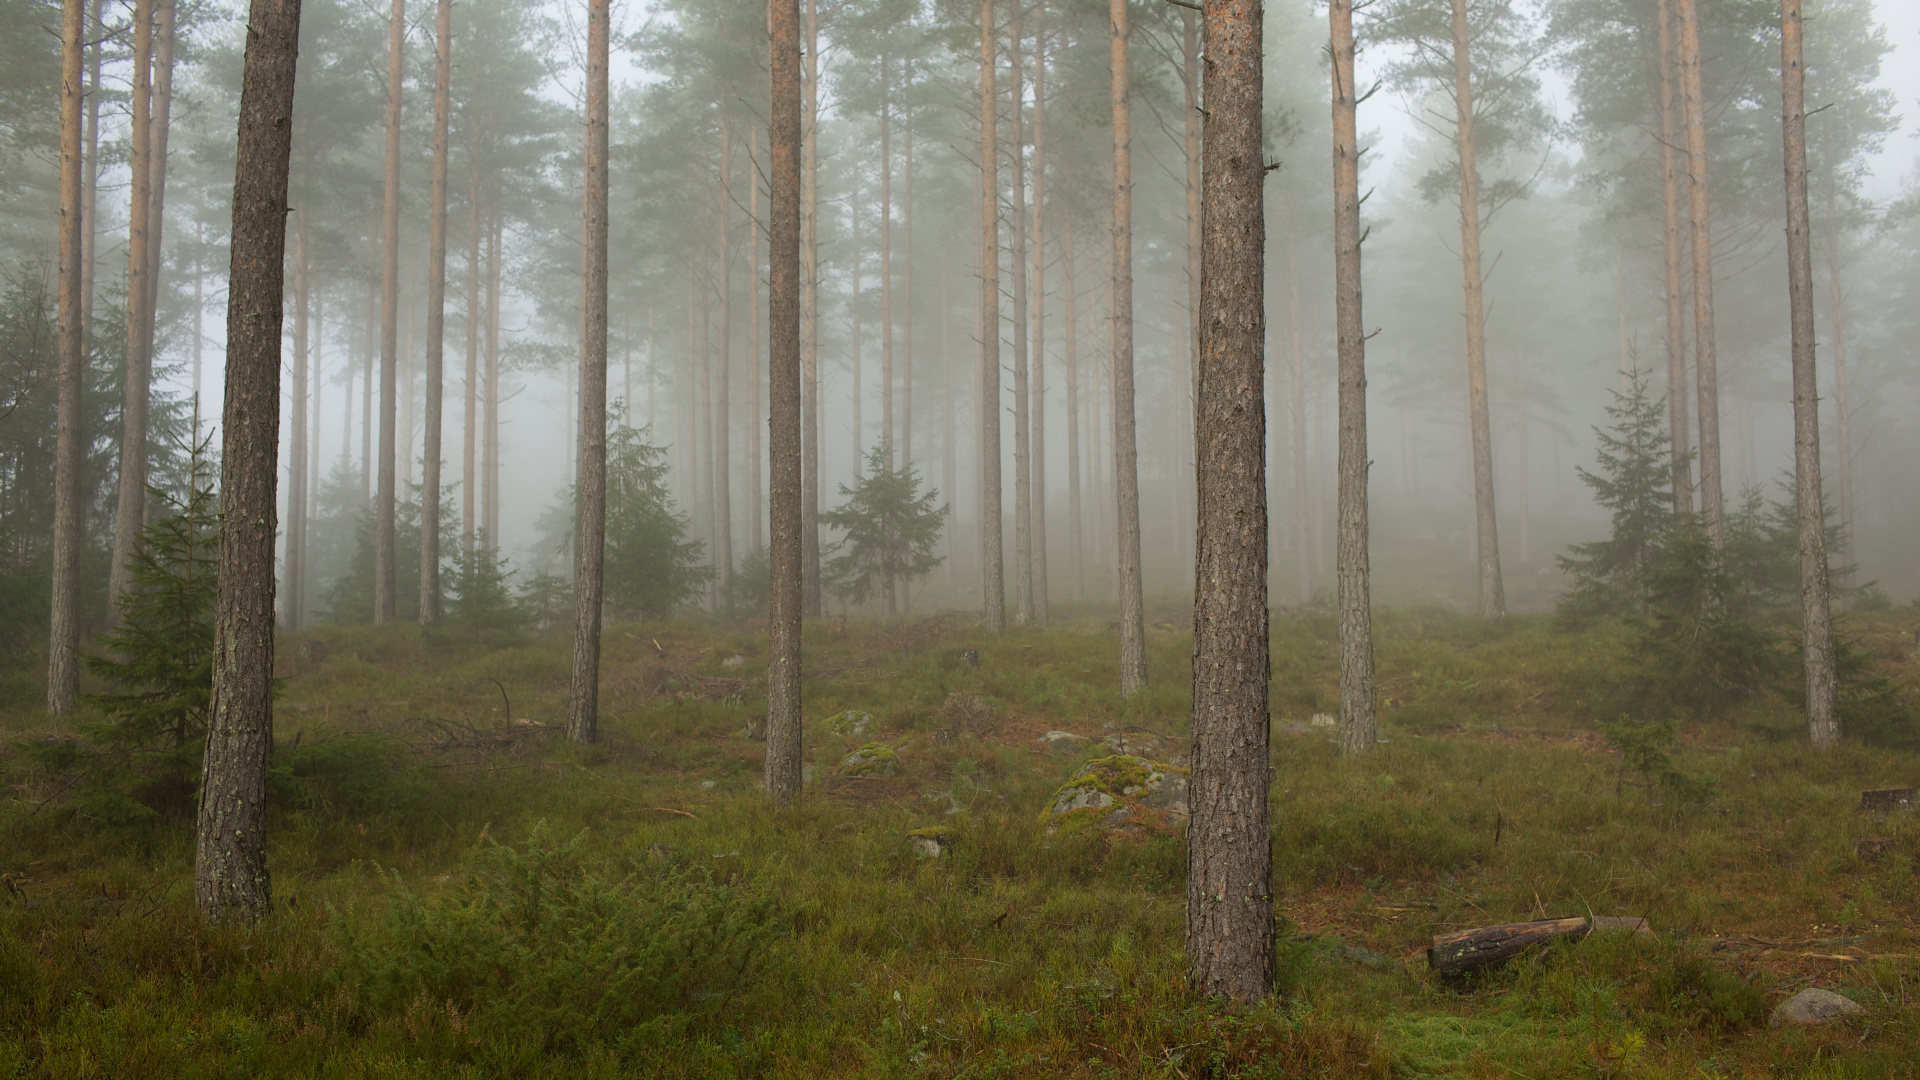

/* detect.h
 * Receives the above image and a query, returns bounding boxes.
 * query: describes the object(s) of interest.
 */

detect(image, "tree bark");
[978,0,1005,631]
[1109,0,1145,692]
[463,161,479,557]
[1656,0,1690,513]
[801,0,821,618]
[902,123,914,469]
[715,121,734,598]
[1064,215,1083,600]
[1010,7,1033,626]
[287,197,308,630]
[1675,0,1722,542]
[140,0,176,413]
[80,0,103,328]
[49,0,85,714]
[198,0,302,924]
[1029,11,1048,628]
[1188,0,1271,1004]
[109,0,155,618]
[374,0,404,624]
[767,0,804,805]
[1778,0,1837,748]
[1331,0,1376,756]
[420,0,450,623]
[567,0,609,745]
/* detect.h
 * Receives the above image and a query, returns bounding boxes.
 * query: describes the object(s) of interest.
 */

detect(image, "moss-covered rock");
[1041,755,1189,835]
[824,709,873,737]
[906,825,952,859]
[838,742,898,777]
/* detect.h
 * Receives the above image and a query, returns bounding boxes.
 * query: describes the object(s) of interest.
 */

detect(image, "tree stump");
[1428,916,1651,974]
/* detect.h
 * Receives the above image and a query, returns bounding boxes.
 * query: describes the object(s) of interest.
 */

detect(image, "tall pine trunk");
[140,0,176,406]
[567,0,609,744]
[1182,8,1201,581]
[1288,219,1310,604]
[715,122,734,599]
[374,0,404,623]
[1029,12,1048,627]
[287,199,309,630]
[978,0,1005,631]
[1063,216,1083,599]
[484,215,501,541]
[1822,212,1854,560]
[1009,6,1033,625]
[880,63,895,466]
[1188,0,1271,1004]
[1655,0,1690,514]
[1331,0,1376,755]
[50,0,85,714]
[902,123,914,468]
[198,0,301,924]
[1778,0,1836,747]
[109,0,155,617]
[801,0,821,618]
[420,0,450,623]
[463,157,480,557]
[749,130,764,552]
[766,0,804,805]
[1109,0,1145,692]
[1448,0,1504,617]
[80,0,103,327]
[1676,0,1722,541]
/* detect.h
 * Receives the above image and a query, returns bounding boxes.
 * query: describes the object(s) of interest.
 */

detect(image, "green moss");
[838,741,898,776]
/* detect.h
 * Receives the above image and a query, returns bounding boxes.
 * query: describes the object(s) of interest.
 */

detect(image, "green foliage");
[439,535,531,645]
[821,442,948,611]
[1624,517,1787,721]
[724,544,770,620]
[1557,367,1676,624]
[518,569,573,631]
[335,822,783,1054]
[1600,715,1715,805]
[603,424,710,620]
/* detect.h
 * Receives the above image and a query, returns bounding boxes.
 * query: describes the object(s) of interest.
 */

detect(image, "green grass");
[2,602,1917,1078]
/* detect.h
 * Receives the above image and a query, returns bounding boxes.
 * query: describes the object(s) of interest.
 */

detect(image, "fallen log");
[1859,788,1916,813]
[1429,915,1651,974]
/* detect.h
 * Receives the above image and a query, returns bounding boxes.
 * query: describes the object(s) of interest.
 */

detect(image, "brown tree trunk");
[1010,7,1033,625]
[1188,0,1271,1004]
[767,0,804,804]
[715,122,734,598]
[287,198,308,629]
[485,215,501,541]
[373,0,403,624]
[198,0,302,924]
[1656,0,1690,512]
[567,0,609,745]
[749,129,764,552]
[1822,213,1854,561]
[978,0,1005,631]
[109,0,155,617]
[1029,12,1048,627]
[1182,7,1202,582]
[463,177,480,557]
[880,63,895,467]
[1448,0,1504,617]
[1676,0,1722,541]
[1331,0,1376,756]
[1109,0,1145,692]
[80,0,103,327]
[1778,0,1837,747]
[902,123,914,468]
[139,0,175,410]
[1064,215,1083,600]
[50,0,85,714]
[420,0,450,623]
[801,0,821,618]
[1288,217,1310,604]
[361,281,373,504]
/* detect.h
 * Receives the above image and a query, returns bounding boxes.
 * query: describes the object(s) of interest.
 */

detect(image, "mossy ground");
[2,600,1918,1078]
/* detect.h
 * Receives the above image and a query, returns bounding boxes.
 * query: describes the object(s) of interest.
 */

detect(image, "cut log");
[1428,915,1651,974]
[1859,788,1915,813]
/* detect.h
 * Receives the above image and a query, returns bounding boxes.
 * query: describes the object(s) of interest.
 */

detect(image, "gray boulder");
[1771,988,1865,1027]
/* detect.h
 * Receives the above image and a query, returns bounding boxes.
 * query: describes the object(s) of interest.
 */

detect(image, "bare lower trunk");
[1449,0,1504,617]
[1110,0,1145,693]
[50,0,85,714]
[1029,17,1048,627]
[198,0,301,923]
[80,0,103,327]
[1657,0,1690,514]
[140,0,175,406]
[1778,0,1836,747]
[484,216,501,541]
[567,0,609,744]
[767,0,804,804]
[420,0,450,623]
[1064,217,1083,600]
[1288,220,1310,604]
[715,123,734,597]
[801,0,821,617]
[1010,10,1033,625]
[880,67,895,465]
[374,0,404,624]
[978,0,1005,631]
[902,124,914,468]
[749,132,764,552]
[109,0,155,617]
[462,168,479,556]
[1676,0,1722,541]
[1331,0,1376,757]
[1188,0,1271,1004]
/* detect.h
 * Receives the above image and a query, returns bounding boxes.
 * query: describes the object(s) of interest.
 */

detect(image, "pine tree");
[1557,366,1677,622]
[602,424,711,621]
[822,442,947,614]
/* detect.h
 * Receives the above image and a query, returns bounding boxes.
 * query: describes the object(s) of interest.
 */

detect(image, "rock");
[1036,730,1090,751]
[1041,755,1190,835]
[907,826,951,859]
[700,779,716,790]
[1771,988,1865,1027]
[954,648,980,668]
[826,710,873,737]
[839,742,899,778]
[1341,944,1396,971]
[721,654,746,669]
[1310,713,1336,728]
[1101,732,1163,755]
[1859,787,1916,813]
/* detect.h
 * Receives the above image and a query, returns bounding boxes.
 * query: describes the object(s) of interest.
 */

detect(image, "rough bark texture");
[1675,0,1722,541]
[566,0,610,746]
[1330,0,1376,756]
[1429,917,1650,974]
[1109,0,1145,693]
[767,0,804,805]
[1188,0,1272,1005]
[978,0,1005,632]
[199,0,302,923]
[373,0,403,623]
[1448,0,1504,618]
[420,0,450,624]
[801,0,821,618]
[1028,14,1048,627]
[109,0,155,617]
[1778,0,1836,748]
[50,0,85,714]
[1655,0,1691,514]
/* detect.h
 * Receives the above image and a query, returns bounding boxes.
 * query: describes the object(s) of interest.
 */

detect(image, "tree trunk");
[198,0,301,924]
[715,122,734,599]
[1109,0,1145,692]
[1448,0,1504,617]
[485,215,501,541]
[463,163,479,557]
[978,0,1005,632]
[1188,0,1271,1004]
[80,0,103,327]
[567,0,609,745]
[880,63,895,466]
[140,0,176,408]
[767,0,804,804]
[49,0,85,714]
[1676,0,1722,541]
[1655,0,1690,513]
[420,0,450,624]
[1331,0,1376,756]
[1009,7,1033,626]
[801,0,821,618]
[1064,215,1083,600]
[1288,217,1310,605]
[1029,11,1048,628]
[1182,8,1202,584]
[287,198,308,630]
[1516,346,1529,563]
[374,0,404,624]
[749,129,764,552]
[109,0,155,618]
[902,122,914,469]
[362,282,373,505]
[1778,0,1837,747]
[851,206,863,477]
[1822,211,1853,561]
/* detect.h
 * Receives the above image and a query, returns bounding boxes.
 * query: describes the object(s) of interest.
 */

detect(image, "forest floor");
[2,601,1919,1078]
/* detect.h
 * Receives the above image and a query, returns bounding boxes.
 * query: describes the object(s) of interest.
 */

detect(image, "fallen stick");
[1429,915,1651,974]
